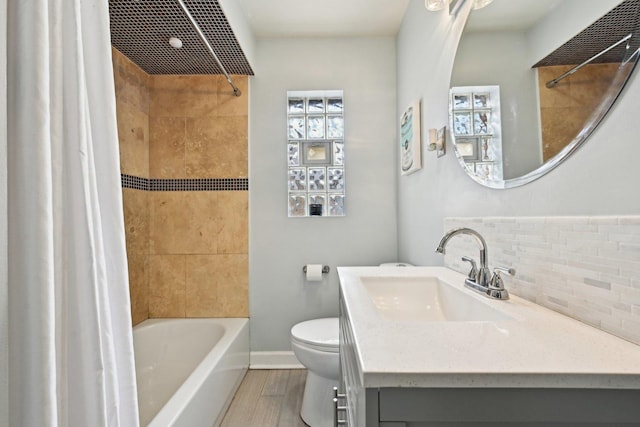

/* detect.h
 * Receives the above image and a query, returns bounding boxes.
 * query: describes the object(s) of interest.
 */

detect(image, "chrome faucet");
[435,227,513,300]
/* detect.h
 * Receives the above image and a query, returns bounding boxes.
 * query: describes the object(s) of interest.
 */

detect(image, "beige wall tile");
[149,191,219,254]
[117,107,149,177]
[150,75,219,118]
[122,188,149,255]
[216,254,249,317]
[151,74,218,91]
[538,63,620,162]
[149,255,186,318]
[538,65,575,108]
[186,255,219,317]
[186,254,248,317]
[185,115,248,178]
[113,47,150,178]
[540,107,587,161]
[571,63,618,108]
[217,191,248,254]
[114,49,152,324]
[149,116,186,178]
[128,252,149,325]
[112,47,149,114]
[217,75,248,117]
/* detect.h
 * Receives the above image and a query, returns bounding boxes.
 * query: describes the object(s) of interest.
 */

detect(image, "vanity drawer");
[378,388,640,425]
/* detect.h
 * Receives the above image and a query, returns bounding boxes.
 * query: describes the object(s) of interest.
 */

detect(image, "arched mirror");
[449,0,640,188]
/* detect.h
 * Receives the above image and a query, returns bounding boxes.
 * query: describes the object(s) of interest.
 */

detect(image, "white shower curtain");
[7,0,139,426]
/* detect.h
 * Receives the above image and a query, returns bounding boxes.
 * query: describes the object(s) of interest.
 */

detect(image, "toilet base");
[300,371,339,427]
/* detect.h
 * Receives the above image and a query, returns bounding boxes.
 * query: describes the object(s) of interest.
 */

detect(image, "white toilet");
[291,317,339,427]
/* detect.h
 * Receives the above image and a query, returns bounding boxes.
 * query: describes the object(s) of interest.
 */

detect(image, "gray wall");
[218,0,256,72]
[451,30,542,179]
[397,0,640,265]
[249,37,398,351]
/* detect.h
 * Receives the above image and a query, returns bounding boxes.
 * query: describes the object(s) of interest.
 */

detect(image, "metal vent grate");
[108,0,254,75]
[533,0,640,67]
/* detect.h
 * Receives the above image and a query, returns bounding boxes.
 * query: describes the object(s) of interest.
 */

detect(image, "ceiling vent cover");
[533,0,640,67]
[109,0,254,75]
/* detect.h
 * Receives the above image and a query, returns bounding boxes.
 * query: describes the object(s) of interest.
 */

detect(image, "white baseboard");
[250,351,304,369]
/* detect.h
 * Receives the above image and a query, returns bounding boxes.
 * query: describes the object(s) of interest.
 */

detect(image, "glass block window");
[287,90,345,217]
[450,85,504,181]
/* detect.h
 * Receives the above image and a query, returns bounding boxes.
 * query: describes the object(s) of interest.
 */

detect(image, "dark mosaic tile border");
[121,174,149,190]
[121,174,248,191]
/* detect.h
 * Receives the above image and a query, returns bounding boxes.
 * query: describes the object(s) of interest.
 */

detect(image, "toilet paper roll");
[305,264,323,281]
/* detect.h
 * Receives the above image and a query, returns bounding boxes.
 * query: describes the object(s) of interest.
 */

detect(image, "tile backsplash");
[443,216,640,345]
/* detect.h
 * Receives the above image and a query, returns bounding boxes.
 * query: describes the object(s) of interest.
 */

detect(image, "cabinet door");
[340,294,375,426]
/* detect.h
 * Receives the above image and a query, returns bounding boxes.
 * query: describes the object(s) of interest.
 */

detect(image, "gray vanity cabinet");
[339,296,377,427]
[339,292,640,427]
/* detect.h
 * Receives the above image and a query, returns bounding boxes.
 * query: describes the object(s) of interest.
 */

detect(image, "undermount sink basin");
[361,276,513,322]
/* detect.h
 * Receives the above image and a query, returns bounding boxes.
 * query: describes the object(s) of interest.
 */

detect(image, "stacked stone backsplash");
[113,47,248,325]
[443,216,640,345]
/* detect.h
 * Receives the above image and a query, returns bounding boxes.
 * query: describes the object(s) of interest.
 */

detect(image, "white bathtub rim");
[135,318,249,427]
[149,318,247,426]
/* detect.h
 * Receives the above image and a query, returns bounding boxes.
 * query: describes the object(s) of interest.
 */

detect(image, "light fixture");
[169,37,183,49]
[427,127,446,157]
[424,0,450,12]
[472,0,493,9]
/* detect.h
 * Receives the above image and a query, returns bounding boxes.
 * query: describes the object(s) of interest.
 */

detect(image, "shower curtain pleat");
[7,0,139,426]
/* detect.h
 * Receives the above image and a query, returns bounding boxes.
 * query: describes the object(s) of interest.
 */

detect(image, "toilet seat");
[291,318,339,353]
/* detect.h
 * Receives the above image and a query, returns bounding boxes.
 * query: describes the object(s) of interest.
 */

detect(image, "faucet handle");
[490,267,515,290]
[486,267,514,300]
[461,256,478,281]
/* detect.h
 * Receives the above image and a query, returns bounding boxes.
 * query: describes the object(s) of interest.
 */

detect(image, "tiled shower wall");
[443,216,640,345]
[113,48,248,325]
[114,48,150,325]
[537,63,619,161]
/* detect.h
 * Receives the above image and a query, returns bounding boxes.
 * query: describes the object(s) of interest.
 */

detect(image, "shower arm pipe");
[175,0,241,96]
[545,33,633,88]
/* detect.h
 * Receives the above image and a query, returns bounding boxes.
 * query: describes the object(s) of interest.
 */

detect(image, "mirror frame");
[449,0,640,189]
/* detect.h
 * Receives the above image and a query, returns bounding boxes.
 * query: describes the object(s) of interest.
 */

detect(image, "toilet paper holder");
[302,265,330,274]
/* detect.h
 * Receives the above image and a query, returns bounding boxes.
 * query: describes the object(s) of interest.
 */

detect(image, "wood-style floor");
[220,369,308,427]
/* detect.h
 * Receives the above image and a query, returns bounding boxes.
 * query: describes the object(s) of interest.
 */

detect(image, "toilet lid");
[291,318,339,350]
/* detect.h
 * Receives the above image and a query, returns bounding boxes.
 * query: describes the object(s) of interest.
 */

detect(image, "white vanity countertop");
[337,266,640,389]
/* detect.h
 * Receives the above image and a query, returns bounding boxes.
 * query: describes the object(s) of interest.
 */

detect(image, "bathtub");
[133,318,249,427]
